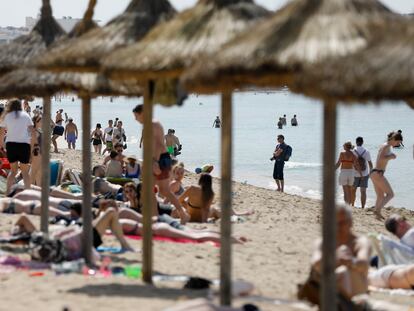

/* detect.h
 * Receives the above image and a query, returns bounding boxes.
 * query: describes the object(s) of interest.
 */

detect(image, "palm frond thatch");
[291,26,414,103]
[102,0,270,80]
[182,0,404,93]
[36,0,176,73]
[0,0,65,75]
[0,69,141,98]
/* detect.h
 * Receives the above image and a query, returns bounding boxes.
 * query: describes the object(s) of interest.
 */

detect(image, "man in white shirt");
[352,137,373,208]
[385,214,414,249]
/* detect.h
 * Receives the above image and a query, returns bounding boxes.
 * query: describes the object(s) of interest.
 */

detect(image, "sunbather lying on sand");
[9,184,87,200]
[369,264,414,289]
[0,198,70,217]
[11,203,135,260]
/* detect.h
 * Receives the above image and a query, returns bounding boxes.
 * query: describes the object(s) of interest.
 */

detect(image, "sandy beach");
[0,148,413,311]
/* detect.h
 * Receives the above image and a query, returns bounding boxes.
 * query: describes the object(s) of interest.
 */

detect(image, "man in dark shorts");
[132,104,189,223]
[272,134,287,192]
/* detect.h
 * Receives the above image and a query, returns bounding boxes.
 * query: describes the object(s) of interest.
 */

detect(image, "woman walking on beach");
[30,115,42,186]
[0,100,34,194]
[335,141,356,205]
[91,123,103,154]
[370,131,402,220]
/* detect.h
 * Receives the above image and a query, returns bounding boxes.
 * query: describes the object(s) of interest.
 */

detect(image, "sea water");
[49,90,414,210]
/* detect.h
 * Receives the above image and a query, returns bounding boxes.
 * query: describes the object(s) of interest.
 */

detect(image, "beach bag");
[29,232,67,263]
[284,145,292,161]
[355,150,366,172]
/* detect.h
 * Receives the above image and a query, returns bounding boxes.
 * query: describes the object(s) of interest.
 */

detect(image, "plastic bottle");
[52,259,85,275]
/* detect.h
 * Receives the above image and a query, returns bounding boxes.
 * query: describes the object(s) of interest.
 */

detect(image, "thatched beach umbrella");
[102,0,270,305]
[0,0,65,235]
[291,20,414,103]
[181,0,405,309]
[36,0,176,275]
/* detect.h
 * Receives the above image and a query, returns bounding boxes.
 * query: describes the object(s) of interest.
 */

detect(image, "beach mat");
[125,235,219,247]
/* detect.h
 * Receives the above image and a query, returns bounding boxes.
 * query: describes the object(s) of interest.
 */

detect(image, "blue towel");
[96,246,125,254]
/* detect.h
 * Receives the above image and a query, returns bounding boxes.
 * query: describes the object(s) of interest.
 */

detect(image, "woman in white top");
[0,100,34,194]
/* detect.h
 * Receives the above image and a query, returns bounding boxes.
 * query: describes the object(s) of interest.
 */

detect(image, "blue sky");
[0,0,411,27]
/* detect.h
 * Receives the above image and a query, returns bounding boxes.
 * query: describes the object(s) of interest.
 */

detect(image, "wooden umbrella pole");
[81,96,93,265]
[321,100,337,311]
[142,80,154,283]
[40,96,51,234]
[220,91,233,306]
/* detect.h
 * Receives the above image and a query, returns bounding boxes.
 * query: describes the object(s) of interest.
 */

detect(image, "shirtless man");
[93,165,123,197]
[370,131,403,220]
[64,118,78,149]
[165,129,181,156]
[133,104,189,223]
[310,205,371,301]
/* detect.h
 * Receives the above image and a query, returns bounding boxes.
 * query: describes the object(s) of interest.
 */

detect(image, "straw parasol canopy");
[182,0,404,94]
[36,0,176,73]
[102,0,270,81]
[0,0,65,76]
[0,0,142,99]
[0,69,142,99]
[291,20,414,103]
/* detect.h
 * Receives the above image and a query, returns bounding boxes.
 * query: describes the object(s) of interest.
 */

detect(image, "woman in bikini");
[369,264,414,290]
[91,123,103,154]
[335,141,356,205]
[169,162,185,197]
[370,131,403,220]
[0,198,70,217]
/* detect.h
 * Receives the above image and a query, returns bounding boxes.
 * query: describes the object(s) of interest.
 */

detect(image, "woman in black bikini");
[370,131,403,220]
[91,123,103,154]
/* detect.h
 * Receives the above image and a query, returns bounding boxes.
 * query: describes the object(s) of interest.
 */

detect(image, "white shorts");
[339,169,355,186]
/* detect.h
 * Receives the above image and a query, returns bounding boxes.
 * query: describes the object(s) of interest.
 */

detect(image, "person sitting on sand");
[125,155,140,179]
[169,162,185,197]
[370,131,403,220]
[105,150,123,178]
[103,143,125,165]
[369,263,414,290]
[179,173,214,223]
[11,201,134,261]
[385,214,414,249]
[92,165,123,198]
[335,141,357,205]
[302,205,371,304]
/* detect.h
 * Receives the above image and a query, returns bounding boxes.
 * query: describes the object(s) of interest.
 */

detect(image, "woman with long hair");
[179,173,214,223]
[0,100,34,194]
[30,115,42,186]
[370,131,403,220]
[335,141,356,205]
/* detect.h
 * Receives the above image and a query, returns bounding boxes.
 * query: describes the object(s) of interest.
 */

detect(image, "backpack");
[355,150,366,172]
[284,145,292,161]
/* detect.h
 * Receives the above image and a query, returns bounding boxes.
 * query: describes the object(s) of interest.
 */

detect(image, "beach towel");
[106,177,133,186]
[125,235,219,247]
[96,246,126,254]
[369,234,414,267]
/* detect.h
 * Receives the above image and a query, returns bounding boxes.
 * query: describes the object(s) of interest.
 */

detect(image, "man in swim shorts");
[385,214,414,249]
[165,129,181,156]
[64,118,78,149]
[133,104,189,223]
[102,119,114,155]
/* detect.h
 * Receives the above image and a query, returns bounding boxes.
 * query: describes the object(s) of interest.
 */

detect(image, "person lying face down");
[385,214,414,249]
[309,205,371,301]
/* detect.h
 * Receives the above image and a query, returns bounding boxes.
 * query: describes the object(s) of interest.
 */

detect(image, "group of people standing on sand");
[336,131,403,220]
[277,114,298,129]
